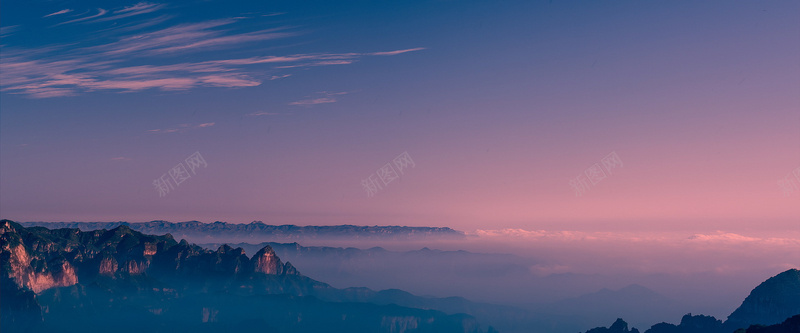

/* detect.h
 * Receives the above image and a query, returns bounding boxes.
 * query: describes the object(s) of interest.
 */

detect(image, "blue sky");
[1,0,798,231]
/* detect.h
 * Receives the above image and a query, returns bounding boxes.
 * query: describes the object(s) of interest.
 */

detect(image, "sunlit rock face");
[123,260,148,275]
[143,243,157,256]
[252,246,283,275]
[3,243,78,293]
[0,219,303,297]
[99,256,118,275]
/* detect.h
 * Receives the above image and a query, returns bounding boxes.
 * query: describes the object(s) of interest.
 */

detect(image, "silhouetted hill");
[726,269,800,328]
[585,318,641,333]
[644,314,725,333]
[733,314,800,333]
[582,270,800,333]
[530,284,680,332]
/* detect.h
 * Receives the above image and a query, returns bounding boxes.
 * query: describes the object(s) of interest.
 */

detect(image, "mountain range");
[0,220,486,333]
[4,220,800,333]
[19,221,465,244]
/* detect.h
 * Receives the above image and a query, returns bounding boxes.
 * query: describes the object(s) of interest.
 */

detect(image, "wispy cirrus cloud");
[248,111,283,116]
[147,122,215,134]
[0,5,425,98]
[58,9,109,25]
[44,9,73,18]
[370,47,426,56]
[0,25,20,38]
[95,2,165,22]
[289,91,350,106]
[1,47,421,97]
[289,97,337,106]
[56,3,164,25]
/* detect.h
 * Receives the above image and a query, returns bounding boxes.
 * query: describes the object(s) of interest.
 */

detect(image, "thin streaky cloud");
[1,8,423,99]
[101,15,173,33]
[0,25,20,38]
[289,97,337,106]
[116,2,160,14]
[370,47,426,56]
[248,111,282,116]
[94,20,290,56]
[289,91,350,106]
[1,48,419,97]
[94,3,166,22]
[199,74,260,87]
[44,9,73,18]
[154,31,295,54]
[147,122,216,134]
[58,9,108,25]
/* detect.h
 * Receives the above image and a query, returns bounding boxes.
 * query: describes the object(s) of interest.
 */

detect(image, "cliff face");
[0,220,487,333]
[0,218,303,321]
[726,269,800,327]
[1,219,299,290]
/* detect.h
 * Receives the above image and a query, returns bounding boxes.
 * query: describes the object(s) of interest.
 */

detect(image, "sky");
[1,0,798,233]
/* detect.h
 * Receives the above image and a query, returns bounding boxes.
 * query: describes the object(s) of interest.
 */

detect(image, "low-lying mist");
[200,227,799,330]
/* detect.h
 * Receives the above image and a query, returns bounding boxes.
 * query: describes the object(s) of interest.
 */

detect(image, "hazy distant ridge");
[21,221,466,242]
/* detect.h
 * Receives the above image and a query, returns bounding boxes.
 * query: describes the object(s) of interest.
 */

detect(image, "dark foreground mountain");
[734,314,800,333]
[20,221,465,243]
[0,220,487,333]
[727,269,800,328]
[585,318,640,333]
[579,269,800,333]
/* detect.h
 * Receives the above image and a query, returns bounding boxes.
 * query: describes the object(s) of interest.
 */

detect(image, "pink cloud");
[289,97,337,106]
[0,15,424,98]
[370,47,426,56]
[199,75,260,87]
[58,9,108,25]
[44,9,73,18]
[248,111,282,116]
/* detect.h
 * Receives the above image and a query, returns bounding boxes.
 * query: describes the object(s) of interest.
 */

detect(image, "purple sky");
[1,0,798,232]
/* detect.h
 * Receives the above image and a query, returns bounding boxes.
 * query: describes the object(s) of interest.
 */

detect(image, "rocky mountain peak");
[252,245,283,275]
[726,269,800,327]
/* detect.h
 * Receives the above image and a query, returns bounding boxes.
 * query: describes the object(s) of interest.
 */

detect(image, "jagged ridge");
[20,221,466,242]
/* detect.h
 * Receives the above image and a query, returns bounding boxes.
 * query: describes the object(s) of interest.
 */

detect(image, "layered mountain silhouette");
[0,220,487,333]
[580,269,800,333]
[531,284,681,332]
[20,221,465,243]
